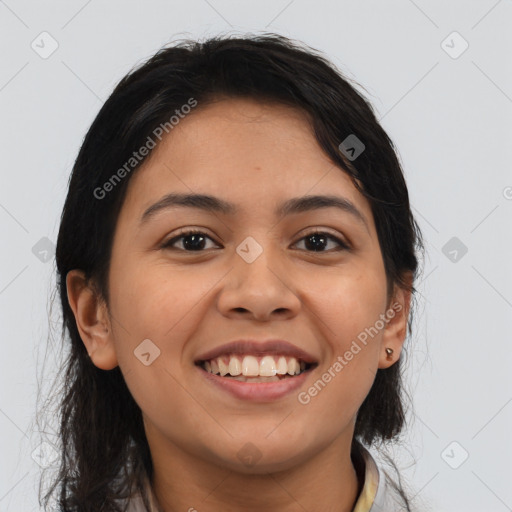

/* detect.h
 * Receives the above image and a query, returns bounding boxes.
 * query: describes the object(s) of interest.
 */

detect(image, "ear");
[66,269,118,370]
[378,273,413,370]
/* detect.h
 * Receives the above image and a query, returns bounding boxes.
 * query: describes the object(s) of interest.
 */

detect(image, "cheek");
[108,261,221,374]
[109,260,205,331]
[108,263,217,430]
[295,358,376,449]
[309,268,388,346]
[300,269,386,410]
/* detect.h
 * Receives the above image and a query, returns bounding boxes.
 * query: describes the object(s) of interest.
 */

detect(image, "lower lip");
[196,365,314,402]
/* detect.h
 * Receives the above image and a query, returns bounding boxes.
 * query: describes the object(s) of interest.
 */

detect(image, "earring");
[385,347,394,360]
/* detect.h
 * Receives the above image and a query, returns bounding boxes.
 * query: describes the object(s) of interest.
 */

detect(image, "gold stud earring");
[385,347,394,360]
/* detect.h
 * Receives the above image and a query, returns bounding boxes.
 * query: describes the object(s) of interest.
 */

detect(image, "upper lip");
[195,339,318,365]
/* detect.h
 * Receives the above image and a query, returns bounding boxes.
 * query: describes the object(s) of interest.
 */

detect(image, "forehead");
[156,97,325,170]
[120,98,372,224]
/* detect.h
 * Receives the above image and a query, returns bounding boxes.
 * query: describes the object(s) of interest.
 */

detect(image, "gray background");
[1,0,511,510]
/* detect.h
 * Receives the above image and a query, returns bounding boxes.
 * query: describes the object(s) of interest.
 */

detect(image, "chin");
[204,439,308,475]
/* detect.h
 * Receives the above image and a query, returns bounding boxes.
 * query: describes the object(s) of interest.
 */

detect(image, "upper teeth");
[203,355,306,377]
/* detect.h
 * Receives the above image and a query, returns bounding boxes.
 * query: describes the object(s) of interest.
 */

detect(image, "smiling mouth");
[196,354,318,383]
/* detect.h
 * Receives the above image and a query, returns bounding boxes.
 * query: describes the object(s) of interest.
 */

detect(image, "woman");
[43,33,424,511]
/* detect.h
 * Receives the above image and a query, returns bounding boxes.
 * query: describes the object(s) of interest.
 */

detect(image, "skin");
[67,98,412,512]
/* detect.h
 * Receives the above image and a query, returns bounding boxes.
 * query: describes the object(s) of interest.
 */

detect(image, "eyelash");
[161,229,351,253]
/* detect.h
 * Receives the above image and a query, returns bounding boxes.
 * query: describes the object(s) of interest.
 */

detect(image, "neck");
[147,426,362,512]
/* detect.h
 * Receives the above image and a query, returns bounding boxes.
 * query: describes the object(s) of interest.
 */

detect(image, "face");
[70,98,409,475]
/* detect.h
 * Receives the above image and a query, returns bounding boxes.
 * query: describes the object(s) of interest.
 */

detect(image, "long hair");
[38,33,424,511]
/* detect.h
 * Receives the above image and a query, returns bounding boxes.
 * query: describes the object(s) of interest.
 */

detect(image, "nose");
[216,242,301,322]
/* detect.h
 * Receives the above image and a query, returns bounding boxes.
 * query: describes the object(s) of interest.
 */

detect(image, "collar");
[352,444,381,511]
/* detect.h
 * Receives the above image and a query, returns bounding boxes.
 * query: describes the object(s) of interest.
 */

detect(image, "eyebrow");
[140,192,369,231]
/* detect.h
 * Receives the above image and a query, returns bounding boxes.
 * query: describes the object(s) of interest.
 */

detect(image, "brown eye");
[161,229,350,253]
[294,231,350,252]
[161,230,220,252]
